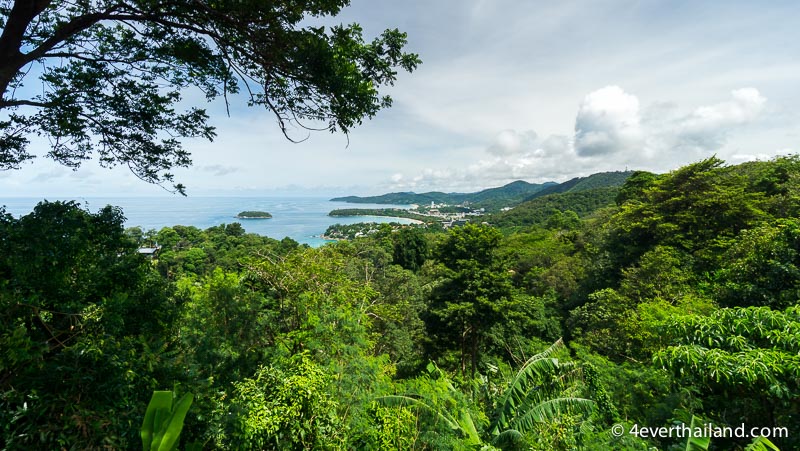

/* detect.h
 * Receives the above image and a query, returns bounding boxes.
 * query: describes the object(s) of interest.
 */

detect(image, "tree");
[392,226,428,271]
[714,218,800,309]
[426,223,514,377]
[605,157,766,274]
[215,355,346,450]
[0,0,420,192]
[0,201,181,449]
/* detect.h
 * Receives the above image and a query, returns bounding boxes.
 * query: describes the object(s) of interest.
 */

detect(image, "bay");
[0,197,414,247]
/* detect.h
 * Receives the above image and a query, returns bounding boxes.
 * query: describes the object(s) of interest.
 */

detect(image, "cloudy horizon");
[1,0,798,197]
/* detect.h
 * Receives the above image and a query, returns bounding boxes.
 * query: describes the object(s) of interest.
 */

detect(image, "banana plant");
[487,338,594,447]
[141,390,194,451]
[378,339,594,448]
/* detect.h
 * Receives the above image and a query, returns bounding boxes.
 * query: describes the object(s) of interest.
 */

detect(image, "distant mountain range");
[331,171,634,211]
[331,180,556,208]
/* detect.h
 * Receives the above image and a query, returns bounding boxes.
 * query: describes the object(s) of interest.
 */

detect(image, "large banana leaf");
[489,338,594,438]
[141,390,194,451]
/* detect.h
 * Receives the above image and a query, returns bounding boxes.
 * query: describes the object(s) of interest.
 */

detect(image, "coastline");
[1,197,418,247]
[328,207,430,223]
[328,214,425,225]
[322,215,425,241]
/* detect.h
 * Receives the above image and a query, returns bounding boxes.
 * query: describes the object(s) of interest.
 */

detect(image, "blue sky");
[1,0,798,197]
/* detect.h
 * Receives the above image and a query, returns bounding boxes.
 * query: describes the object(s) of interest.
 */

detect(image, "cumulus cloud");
[572,86,767,162]
[668,88,766,151]
[574,86,644,157]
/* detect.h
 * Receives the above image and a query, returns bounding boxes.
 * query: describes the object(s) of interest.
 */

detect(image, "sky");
[2,0,799,197]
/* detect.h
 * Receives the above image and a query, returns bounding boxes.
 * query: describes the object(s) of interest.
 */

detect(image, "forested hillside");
[488,186,620,229]
[524,171,633,200]
[1,156,798,450]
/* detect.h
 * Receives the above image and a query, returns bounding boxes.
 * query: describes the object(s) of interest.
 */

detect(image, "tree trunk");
[470,333,479,379]
[0,0,52,98]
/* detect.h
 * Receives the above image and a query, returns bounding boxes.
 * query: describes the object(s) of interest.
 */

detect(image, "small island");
[236,210,272,219]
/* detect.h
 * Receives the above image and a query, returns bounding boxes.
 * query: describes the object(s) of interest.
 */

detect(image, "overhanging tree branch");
[0,0,420,193]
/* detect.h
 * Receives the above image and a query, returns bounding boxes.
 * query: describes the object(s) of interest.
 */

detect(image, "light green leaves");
[141,391,194,451]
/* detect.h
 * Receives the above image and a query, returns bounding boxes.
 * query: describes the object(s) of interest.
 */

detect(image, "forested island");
[2,156,797,449]
[236,210,272,219]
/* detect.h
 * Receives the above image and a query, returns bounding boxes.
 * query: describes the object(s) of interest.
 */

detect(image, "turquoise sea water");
[0,197,414,247]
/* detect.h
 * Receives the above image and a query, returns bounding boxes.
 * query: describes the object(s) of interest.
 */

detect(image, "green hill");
[490,186,620,229]
[524,171,633,201]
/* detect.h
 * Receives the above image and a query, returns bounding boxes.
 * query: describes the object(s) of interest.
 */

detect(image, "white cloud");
[574,86,644,157]
[487,130,538,156]
[572,86,767,164]
[669,87,767,151]
[385,86,772,192]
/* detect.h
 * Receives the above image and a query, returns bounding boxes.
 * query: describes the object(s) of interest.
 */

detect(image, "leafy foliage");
[0,201,179,449]
[487,339,594,446]
[655,306,800,449]
[217,355,345,450]
[714,219,800,309]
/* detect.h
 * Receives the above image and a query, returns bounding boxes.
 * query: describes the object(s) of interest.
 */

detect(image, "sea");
[0,197,415,247]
